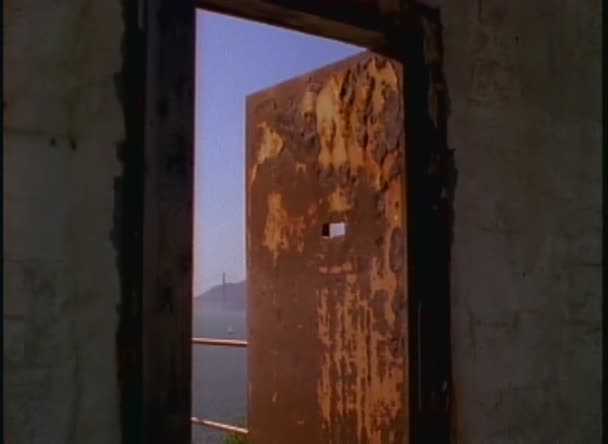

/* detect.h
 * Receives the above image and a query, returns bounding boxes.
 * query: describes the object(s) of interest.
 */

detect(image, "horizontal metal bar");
[192,337,248,348]
[191,417,248,435]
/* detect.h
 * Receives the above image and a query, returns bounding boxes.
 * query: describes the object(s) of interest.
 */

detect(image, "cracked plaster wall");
[4,1,123,443]
[426,0,602,442]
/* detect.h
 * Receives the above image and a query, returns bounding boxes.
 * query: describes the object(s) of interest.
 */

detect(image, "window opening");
[322,222,346,239]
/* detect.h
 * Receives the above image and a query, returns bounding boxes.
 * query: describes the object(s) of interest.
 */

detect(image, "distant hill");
[194,280,246,314]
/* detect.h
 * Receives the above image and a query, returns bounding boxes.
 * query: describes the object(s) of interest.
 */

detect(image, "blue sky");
[194,11,363,295]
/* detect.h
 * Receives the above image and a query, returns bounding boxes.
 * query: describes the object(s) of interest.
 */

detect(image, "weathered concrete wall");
[2,0,601,442]
[4,1,124,443]
[431,0,602,442]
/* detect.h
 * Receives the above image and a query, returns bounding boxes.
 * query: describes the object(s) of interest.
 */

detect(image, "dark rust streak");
[112,0,145,443]
[141,1,194,444]
[403,4,453,443]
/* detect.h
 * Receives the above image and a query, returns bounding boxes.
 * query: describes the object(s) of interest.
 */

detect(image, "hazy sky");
[194,11,363,295]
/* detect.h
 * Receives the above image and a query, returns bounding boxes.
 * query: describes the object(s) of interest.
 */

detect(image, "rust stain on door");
[247,51,408,444]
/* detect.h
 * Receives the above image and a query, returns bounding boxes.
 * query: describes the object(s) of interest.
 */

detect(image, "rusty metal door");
[246,51,408,444]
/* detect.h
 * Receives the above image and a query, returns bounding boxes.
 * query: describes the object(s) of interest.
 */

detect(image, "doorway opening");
[192,10,365,444]
[142,2,452,442]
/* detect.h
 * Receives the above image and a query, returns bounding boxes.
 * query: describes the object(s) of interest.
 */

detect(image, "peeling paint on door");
[247,51,408,444]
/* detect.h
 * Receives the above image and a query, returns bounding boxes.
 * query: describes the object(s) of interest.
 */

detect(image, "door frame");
[134,1,453,443]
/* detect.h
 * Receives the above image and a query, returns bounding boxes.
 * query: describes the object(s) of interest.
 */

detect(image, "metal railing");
[191,336,249,435]
[191,416,248,436]
[192,337,248,348]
